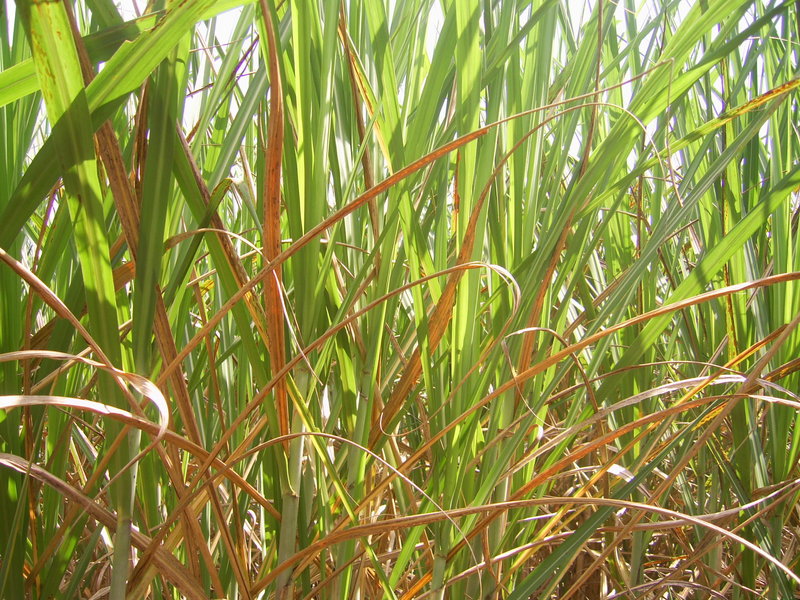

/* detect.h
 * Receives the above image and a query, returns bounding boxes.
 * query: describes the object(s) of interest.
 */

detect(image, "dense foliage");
[1,0,800,598]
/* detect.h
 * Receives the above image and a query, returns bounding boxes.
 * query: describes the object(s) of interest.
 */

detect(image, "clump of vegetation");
[1,0,799,598]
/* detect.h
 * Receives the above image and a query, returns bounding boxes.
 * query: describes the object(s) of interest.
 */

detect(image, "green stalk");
[16,1,132,597]
[274,370,307,598]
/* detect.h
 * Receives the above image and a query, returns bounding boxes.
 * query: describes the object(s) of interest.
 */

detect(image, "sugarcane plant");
[1,0,800,598]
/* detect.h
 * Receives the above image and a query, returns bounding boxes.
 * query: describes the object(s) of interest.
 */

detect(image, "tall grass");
[1,0,799,598]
